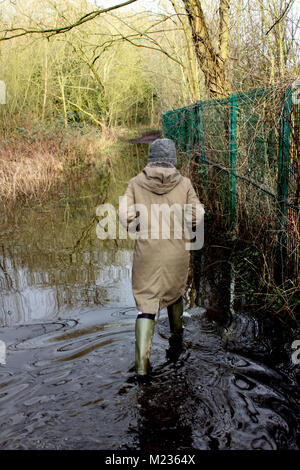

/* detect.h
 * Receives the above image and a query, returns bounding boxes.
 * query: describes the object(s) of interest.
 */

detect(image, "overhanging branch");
[0,0,139,41]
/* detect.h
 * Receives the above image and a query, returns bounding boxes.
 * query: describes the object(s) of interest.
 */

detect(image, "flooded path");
[0,141,299,450]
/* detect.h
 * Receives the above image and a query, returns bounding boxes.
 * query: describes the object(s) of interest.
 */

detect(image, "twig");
[265,0,295,35]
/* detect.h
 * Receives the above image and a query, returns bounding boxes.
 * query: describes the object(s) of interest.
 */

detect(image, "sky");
[94,0,166,14]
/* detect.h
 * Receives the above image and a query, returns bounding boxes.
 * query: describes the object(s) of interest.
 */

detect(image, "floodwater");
[0,141,299,450]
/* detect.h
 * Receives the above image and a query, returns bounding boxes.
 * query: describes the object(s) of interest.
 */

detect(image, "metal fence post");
[195,102,208,190]
[178,108,186,151]
[229,93,237,229]
[275,87,292,284]
[185,106,195,156]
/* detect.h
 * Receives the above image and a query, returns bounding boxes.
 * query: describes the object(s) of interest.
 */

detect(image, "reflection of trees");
[186,244,232,321]
[0,250,14,291]
[0,143,147,324]
[0,245,133,325]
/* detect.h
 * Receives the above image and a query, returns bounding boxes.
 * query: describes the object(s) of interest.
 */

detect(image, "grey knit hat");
[148,138,177,166]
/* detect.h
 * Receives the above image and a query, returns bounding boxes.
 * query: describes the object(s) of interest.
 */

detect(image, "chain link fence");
[162,85,299,284]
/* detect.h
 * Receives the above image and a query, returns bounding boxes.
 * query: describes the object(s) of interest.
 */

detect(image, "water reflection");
[0,245,134,325]
[0,143,149,326]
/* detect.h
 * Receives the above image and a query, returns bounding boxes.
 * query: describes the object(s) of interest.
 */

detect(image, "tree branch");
[265,0,295,35]
[0,0,139,41]
[218,0,230,61]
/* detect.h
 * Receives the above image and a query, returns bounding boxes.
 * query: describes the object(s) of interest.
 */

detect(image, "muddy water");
[0,142,299,450]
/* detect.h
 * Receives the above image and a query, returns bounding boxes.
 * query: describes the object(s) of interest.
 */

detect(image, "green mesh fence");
[162,86,299,283]
[280,87,299,282]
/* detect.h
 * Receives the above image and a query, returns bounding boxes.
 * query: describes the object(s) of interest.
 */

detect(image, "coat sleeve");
[118,179,137,232]
[186,178,205,227]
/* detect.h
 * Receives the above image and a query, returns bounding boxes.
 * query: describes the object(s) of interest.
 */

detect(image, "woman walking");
[118,138,205,378]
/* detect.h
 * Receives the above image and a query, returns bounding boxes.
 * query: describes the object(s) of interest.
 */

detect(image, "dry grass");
[0,125,123,207]
[0,137,64,204]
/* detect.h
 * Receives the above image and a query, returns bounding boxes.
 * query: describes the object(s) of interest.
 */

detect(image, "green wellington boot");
[167,297,183,361]
[167,297,183,335]
[135,317,155,376]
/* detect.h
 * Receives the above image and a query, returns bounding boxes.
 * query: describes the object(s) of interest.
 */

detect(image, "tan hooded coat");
[118,166,204,314]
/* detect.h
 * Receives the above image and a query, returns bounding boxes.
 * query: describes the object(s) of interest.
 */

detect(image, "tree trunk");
[42,39,48,121]
[181,0,230,98]
[170,0,201,101]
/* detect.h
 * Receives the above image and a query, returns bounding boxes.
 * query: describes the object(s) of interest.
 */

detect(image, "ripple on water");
[0,308,299,450]
[6,320,77,350]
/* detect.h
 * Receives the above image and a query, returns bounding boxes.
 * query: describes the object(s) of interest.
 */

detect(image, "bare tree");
[178,0,230,97]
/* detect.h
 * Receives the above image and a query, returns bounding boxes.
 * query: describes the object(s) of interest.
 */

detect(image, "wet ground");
[0,139,299,450]
[124,130,162,144]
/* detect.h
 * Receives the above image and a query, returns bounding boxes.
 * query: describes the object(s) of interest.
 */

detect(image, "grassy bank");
[0,123,157,208]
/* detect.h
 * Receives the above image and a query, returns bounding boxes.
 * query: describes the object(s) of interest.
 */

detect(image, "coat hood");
[135,165,182,195]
